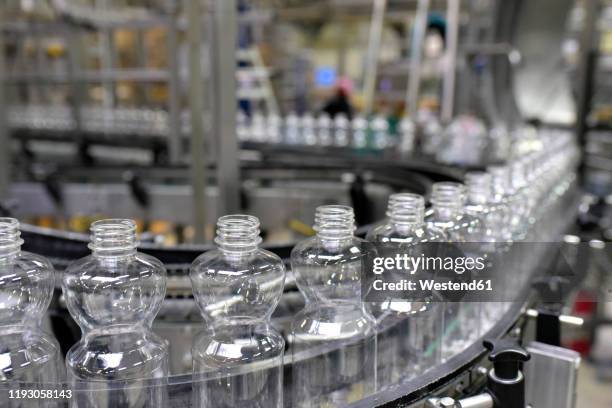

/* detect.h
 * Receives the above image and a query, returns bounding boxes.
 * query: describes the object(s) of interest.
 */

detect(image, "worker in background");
[322,77,354,120]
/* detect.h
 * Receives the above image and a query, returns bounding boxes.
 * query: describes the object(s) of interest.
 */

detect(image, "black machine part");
[483,339,530,408]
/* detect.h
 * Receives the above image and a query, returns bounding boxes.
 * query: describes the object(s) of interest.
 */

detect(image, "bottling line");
[0,1,611,408]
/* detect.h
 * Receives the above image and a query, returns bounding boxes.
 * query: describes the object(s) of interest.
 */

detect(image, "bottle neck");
[431,182,465,220]
[387,193,425,234]
[215,215,262,257]
[488,165,512,197]
[465,172,492,205]
[0,218,23,260]
[314,205,355,245]
[89,219,138,258]
[511,161,527,191]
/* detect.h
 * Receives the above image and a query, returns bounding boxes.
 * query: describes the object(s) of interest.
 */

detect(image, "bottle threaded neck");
[314,205,355,240]
[0,218,23,257]
[215,215,262,251]
[89,219,138,256]
[387,193,425,226]
[431,182,465,213]
[488,165,512,195]
[465,172,492,204]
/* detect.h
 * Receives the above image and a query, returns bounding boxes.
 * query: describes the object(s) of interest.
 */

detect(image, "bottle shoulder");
[0,251,55,278]
[291,236,373,263]
[64,252,166,278]
[366,222,446,244]
[191,248,285,276]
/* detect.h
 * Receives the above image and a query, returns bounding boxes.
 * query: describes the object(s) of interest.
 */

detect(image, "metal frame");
[212,0,240,215]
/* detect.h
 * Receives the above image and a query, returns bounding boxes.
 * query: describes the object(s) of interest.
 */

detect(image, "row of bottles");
[0,130,578,406]
[237,111,415,154]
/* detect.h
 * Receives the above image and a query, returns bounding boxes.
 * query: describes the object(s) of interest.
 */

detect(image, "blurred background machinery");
[1,0,612,406]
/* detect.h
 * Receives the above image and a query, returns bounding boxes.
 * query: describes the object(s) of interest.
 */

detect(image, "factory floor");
[577,361,612,407]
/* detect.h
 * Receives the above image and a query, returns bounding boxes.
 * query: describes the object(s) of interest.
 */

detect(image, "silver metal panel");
[0,30,8,199]
[406,0,430,117]
[441,0,460,123]
[362,0,387,115]
[524,341,580,408]
[186,0,209,242]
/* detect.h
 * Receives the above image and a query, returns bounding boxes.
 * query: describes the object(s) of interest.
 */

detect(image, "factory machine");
[0,1,610,407]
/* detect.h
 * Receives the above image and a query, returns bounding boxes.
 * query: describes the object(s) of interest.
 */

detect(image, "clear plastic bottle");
[333,113,350,147]
[425,182,482,359]
[464,173,510,326]
[317,113,333,146]
[366,194,444,387]
[284,112,300,145]
[370,114,389,150]
[398,118,416,156]
[250,112,266,143]
[266,113,282,144]
[0,218,62,392]
[291,206,377,407]
[352,115,369,149]
[300,113,317,146]
[465,172,510,244]
[62,219,168,407]
[190,215,286,408]
[488,165,526,242]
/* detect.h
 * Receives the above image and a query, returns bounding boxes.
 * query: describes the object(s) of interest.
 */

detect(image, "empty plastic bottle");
[300,113,317,146]
[250,112,267,143]
[284,112,300,145]
[398,118,416,156]
[352,115,369,149]
[370,115,389,150]
[291,205,377,407]
[190,215,286,408]
[317,113,333,146]
[366,194,444,387]
[63,219,168,407]
[464,172,510,325]
[426,182,483,359]
[266,113,282,144]
[0,218,62,397]
[333,113,350,147]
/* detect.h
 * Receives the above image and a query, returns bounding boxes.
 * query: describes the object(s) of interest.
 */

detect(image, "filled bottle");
[366,194,444,387]
[62,219,168,407]
[0,218,62,401]
[291,205,377,407]
[190,215,285,408]
[425,182,483,359]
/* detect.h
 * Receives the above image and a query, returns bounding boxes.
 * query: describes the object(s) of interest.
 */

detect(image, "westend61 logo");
[362,242,587,303]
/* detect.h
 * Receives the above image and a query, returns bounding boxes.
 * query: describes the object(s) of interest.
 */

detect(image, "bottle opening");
[215,214,262,251]
[313,205,355,240]
[89,219,138,256]
[0,217,24,257]
[387,193,425,226]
